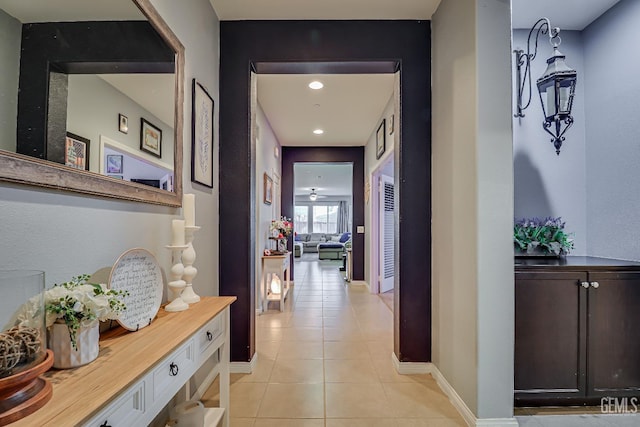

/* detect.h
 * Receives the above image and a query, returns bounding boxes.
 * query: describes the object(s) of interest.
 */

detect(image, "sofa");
[295,232,351,259]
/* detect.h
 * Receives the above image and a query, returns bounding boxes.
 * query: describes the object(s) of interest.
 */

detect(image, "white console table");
[261,253,291,312]
[13,296,236,427]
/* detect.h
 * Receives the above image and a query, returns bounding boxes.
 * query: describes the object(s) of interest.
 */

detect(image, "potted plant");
[45,274,127,368]
[269,217,293,253]
[514,217,574,256]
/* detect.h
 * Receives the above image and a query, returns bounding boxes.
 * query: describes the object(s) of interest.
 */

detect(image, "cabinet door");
[514,271,588,405]
[588,271,640,397]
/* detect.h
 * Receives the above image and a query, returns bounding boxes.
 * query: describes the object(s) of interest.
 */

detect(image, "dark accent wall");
[219,20,432,363]
[282,147,364,280]
[17,21,174,160]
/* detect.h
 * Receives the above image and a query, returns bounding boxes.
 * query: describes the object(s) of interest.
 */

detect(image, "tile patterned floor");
[203,257,465,426]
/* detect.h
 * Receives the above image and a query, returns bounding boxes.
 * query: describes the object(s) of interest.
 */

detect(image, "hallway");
[204,256,464,426]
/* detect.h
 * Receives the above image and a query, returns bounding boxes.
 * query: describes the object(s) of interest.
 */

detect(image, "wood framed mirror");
[0,0,184,206]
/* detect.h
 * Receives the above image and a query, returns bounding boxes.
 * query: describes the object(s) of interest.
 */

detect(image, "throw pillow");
[330,235,341,242]
[339,232,351,243]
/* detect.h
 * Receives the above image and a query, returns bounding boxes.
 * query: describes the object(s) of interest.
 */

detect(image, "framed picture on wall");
[65,132,90,170]
[264,173,273,205]
[118,114,129,134]
[140,118,162,158]
[106,154,123,174]
[376,119,386,159]
[191,79,214,188]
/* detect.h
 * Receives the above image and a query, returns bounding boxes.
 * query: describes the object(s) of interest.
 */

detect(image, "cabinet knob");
[591,281,600,289]
[169,362,179,376]
[100,422,111,427]
[580,281,590,288]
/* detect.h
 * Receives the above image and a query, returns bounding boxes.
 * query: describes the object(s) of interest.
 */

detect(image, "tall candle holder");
[164,244,189,312]
[181,225,201,304]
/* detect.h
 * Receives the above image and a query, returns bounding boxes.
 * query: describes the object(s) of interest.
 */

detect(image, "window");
[294,205,309,234]
[312,205,338,233]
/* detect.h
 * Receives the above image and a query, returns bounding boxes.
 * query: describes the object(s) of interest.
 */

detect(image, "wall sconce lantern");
[514,18,577,155]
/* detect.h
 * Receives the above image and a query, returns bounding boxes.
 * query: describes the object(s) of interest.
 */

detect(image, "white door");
[379,174,394,293]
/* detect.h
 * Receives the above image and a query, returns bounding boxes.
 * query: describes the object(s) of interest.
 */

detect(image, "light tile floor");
[203,256,465,427]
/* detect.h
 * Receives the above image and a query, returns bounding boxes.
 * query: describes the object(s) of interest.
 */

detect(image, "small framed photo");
[191,79,214,188]
[118,114,129,134]
[106,154,123,174]
[376,119,386,159]
[140,118,162,158]
[264,173,273,205]
[65,132,90,170]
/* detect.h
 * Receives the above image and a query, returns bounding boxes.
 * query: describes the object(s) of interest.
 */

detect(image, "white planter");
[48,321,99,369]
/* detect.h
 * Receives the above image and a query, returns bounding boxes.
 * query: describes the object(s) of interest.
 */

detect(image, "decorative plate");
[108,248,163,331]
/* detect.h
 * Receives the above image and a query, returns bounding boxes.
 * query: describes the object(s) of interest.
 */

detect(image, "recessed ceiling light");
[313,129,324,135]
[308,81,324,90]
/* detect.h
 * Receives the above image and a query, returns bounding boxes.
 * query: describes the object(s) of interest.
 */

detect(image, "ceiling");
[258,74,394,147]
[512,0,621,30]
[294,163,353,197]
[0,0,142,22]
[209,0,440,20]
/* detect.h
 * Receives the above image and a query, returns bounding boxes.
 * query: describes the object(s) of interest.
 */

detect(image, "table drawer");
[152,339,195,401]
[198,315,222,357]
[86,381,145,427]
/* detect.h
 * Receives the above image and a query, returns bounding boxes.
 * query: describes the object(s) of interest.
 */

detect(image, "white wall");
[255,102,282,307]
[584,0,640,260]
[0,0,220,304]
[512,30,587,255]
[432,0,514,420]
[364,95,395,287]
[67,74,174,174]
[0,8,20,152]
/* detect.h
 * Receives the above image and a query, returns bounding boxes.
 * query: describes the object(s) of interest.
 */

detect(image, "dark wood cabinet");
[515,257,640,406]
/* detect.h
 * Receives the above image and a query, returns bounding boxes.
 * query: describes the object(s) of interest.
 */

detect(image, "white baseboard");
[391,352,433,374]
[230,352,259,374]
[391,355,517,427]
[349,280,368,287]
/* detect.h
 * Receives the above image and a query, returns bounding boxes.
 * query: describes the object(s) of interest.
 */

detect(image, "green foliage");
[514,217,574,256]
[45,274,128,350]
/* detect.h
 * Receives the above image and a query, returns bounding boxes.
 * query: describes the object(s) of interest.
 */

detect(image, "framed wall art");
[118,114,128,134]
[376,119,386,159]
[140,118,162,158]
[264,173,273,205]
[191,79,214,188]
[106,154,123,174]
[65,132,90,170]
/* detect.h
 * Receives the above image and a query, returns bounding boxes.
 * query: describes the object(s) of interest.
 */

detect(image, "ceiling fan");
[308,188,327,201]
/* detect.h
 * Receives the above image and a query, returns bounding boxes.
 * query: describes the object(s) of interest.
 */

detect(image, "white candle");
[183,194,195,226]
[172,219,185,246]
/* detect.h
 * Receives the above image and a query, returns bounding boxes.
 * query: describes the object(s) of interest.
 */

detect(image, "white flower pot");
[48,321,99,369]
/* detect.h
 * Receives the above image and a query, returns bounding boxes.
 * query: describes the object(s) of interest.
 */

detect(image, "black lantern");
[514,18,577,155]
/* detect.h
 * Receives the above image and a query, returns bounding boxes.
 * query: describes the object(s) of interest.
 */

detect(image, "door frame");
[219,20,432,364]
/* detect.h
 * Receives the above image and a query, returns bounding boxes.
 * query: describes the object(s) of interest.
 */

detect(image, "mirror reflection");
[0,0,177,192]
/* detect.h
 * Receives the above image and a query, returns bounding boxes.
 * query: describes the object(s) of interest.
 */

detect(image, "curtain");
[337,201,349,233]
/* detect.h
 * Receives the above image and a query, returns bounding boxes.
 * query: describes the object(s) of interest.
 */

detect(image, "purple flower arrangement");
[514,216,574,256]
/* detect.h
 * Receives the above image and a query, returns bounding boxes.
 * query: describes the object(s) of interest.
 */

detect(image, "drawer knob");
[100,422,111,427]
[591,281,600,289]
[206,331,213,341]
[169,362,179,376]
[580,281,590,288]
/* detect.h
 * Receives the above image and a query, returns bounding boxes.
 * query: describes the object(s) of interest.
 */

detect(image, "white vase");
[48,321,99,369]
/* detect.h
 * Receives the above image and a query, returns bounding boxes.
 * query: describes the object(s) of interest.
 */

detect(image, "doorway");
[219,20,431,364]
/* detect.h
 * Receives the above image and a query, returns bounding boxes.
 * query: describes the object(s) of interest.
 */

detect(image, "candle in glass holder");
[183,194,195,227]
[172,219,185,246]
